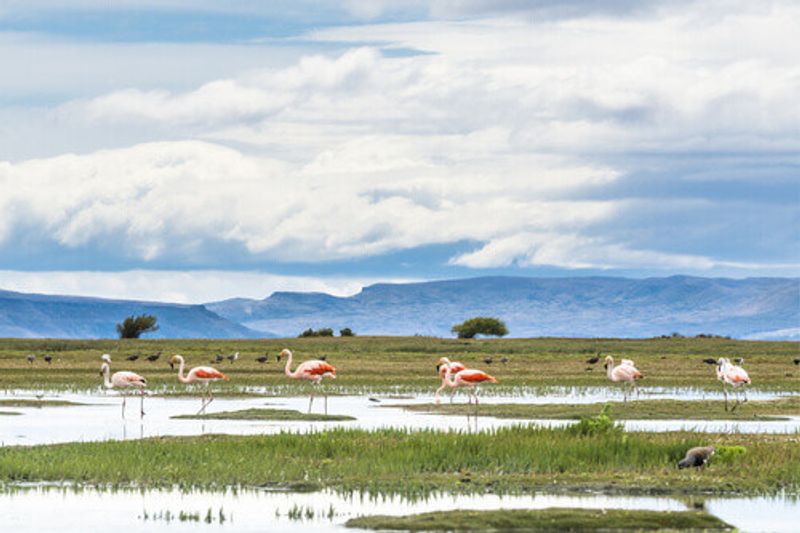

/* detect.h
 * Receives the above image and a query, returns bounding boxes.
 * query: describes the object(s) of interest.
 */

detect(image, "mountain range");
[207,275,799,340]
[1,276,798,340]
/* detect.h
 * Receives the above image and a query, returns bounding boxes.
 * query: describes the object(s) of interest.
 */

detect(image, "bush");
[116,314,159,339]
[451,317,508,339]
[298,327,335,338]
[339,327,355,337]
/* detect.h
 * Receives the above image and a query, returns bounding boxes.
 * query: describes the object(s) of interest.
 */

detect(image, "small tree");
[451,317,508,339]
[116,314,159,339]
[317,327,334,337]
[339,327,355,337]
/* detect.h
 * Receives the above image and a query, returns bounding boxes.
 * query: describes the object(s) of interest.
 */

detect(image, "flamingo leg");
[324,392,328,415]
[723,385,728,412]
[140,390,145,418]
[308,393,314,414]
[121,396,126,419]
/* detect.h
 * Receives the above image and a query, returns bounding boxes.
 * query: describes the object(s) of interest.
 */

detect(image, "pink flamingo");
[716,357,751,411]
[281,349,337,414]
[604,355,643,402]
[441,364,497,405]
[169,354,229,414]
[435,357,466,404]
[99,354,147,418]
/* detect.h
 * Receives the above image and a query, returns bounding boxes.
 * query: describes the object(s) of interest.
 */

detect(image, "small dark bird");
[227,352,239,364]
[256,356,269,364]
[318,355,327,361]
[678,446,715,469]
[26,354,35,364]
[484,356,493,365]
[277,353,282,362]
[368,397,381,403]
[43,355,53,364]
[500,356,509,364]
[585,355,600,365]
[126,354,140,362]
[794,358,800,365]
[215,354,225,364]
[734,357,744,365]
[702,358,718,365]
[146,353,161,363]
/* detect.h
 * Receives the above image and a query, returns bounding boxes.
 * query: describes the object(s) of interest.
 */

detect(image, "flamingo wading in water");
[99,354,147,418]
[434,357,466,404]
[281,349,337,414]
[604,355,643,402]
[441,364,497,405]
[716,357,751,411]
[169,354,229,414]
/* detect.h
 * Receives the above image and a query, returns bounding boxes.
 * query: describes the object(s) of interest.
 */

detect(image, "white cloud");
[2,3,798,274]
[0,270,401,303]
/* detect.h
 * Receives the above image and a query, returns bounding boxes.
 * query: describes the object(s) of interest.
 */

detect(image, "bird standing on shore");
[227,352,239,364]
[604,355,643,402]
[43,355,53,364]
[146,352,161,363]
[126,354,140,362]
[678,446,715,469]
[99,354,147,418]
[256,355,269,364]
[169,354,229,414]
[282,349,337,414]
[26,354,35,364]
[716,357,750,411]
[585,354,601,365]
[441,364,497,405]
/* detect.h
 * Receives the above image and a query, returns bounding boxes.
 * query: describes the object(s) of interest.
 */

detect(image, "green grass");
[0,399,86,408]
[397,397,800,420]
[0,411,21,416]
[0,336,798,394]
[345,508,733,531]
[172,408,355,421]
[0,426,797,495]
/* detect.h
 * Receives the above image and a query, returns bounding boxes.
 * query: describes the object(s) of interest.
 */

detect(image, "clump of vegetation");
[567,404,622,436]
[715,445,747,463]
[116,314,159,339]
[345,508,733,531]
[451,317,508,339]
[299,327,334,337]
[339,327,355,337]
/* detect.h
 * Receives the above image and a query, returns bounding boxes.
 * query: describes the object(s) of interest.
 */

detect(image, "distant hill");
[0,289,263,339]
[207,276,800,340]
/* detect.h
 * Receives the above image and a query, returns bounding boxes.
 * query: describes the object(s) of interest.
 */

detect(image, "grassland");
[396,397,800,420]
[172,408,355,421]
[0,336,798,394]
[0,399,86,408]
[345,508,733,531]
[0,425,797,495]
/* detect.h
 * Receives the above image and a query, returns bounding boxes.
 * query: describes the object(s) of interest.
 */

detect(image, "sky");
[0,0,798,303]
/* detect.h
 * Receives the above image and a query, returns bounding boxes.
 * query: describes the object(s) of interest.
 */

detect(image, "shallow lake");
[1,389,799,446]
[0,484,795,533]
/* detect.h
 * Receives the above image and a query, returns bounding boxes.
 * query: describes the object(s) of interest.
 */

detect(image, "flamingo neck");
[443,366,457,388]
[101,363,113,389]
[284,350,298,378]
[606,359,615,379]
[175,357,191,383]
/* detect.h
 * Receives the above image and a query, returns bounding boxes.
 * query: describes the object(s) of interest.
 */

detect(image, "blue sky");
[0,0,798,303]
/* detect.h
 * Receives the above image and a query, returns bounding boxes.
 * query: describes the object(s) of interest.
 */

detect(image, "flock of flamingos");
[96,348,753,419]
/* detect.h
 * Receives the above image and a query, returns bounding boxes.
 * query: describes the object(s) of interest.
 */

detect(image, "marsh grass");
[344,508,733,531]
[0,399,87,408]
[0,425,797,495]
[1,337,797,394]
[397,397,800,421]
[172,408,355,421]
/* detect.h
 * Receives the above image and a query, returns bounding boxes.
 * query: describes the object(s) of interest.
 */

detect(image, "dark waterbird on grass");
[500,356,509,364]
[126,354,140,362]
[256,355,269,364]
[794,358,800,365]
[227,352,239,364]
[146,353,161,363]
[585,355,600,365]
[43,355,53,364]
[483,356,493,365]
[214,354,225,364]
[26,354,35,364]
[318,355,327,361]
[678,446,715,469]
[702,358,717,365]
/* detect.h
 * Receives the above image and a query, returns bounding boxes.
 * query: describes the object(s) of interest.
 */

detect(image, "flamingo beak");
[169,362,174,370]
[603,363,607,369]
[435,364,440,373]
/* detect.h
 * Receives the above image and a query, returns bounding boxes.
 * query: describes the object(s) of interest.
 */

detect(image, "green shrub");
[568,404,622,437]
